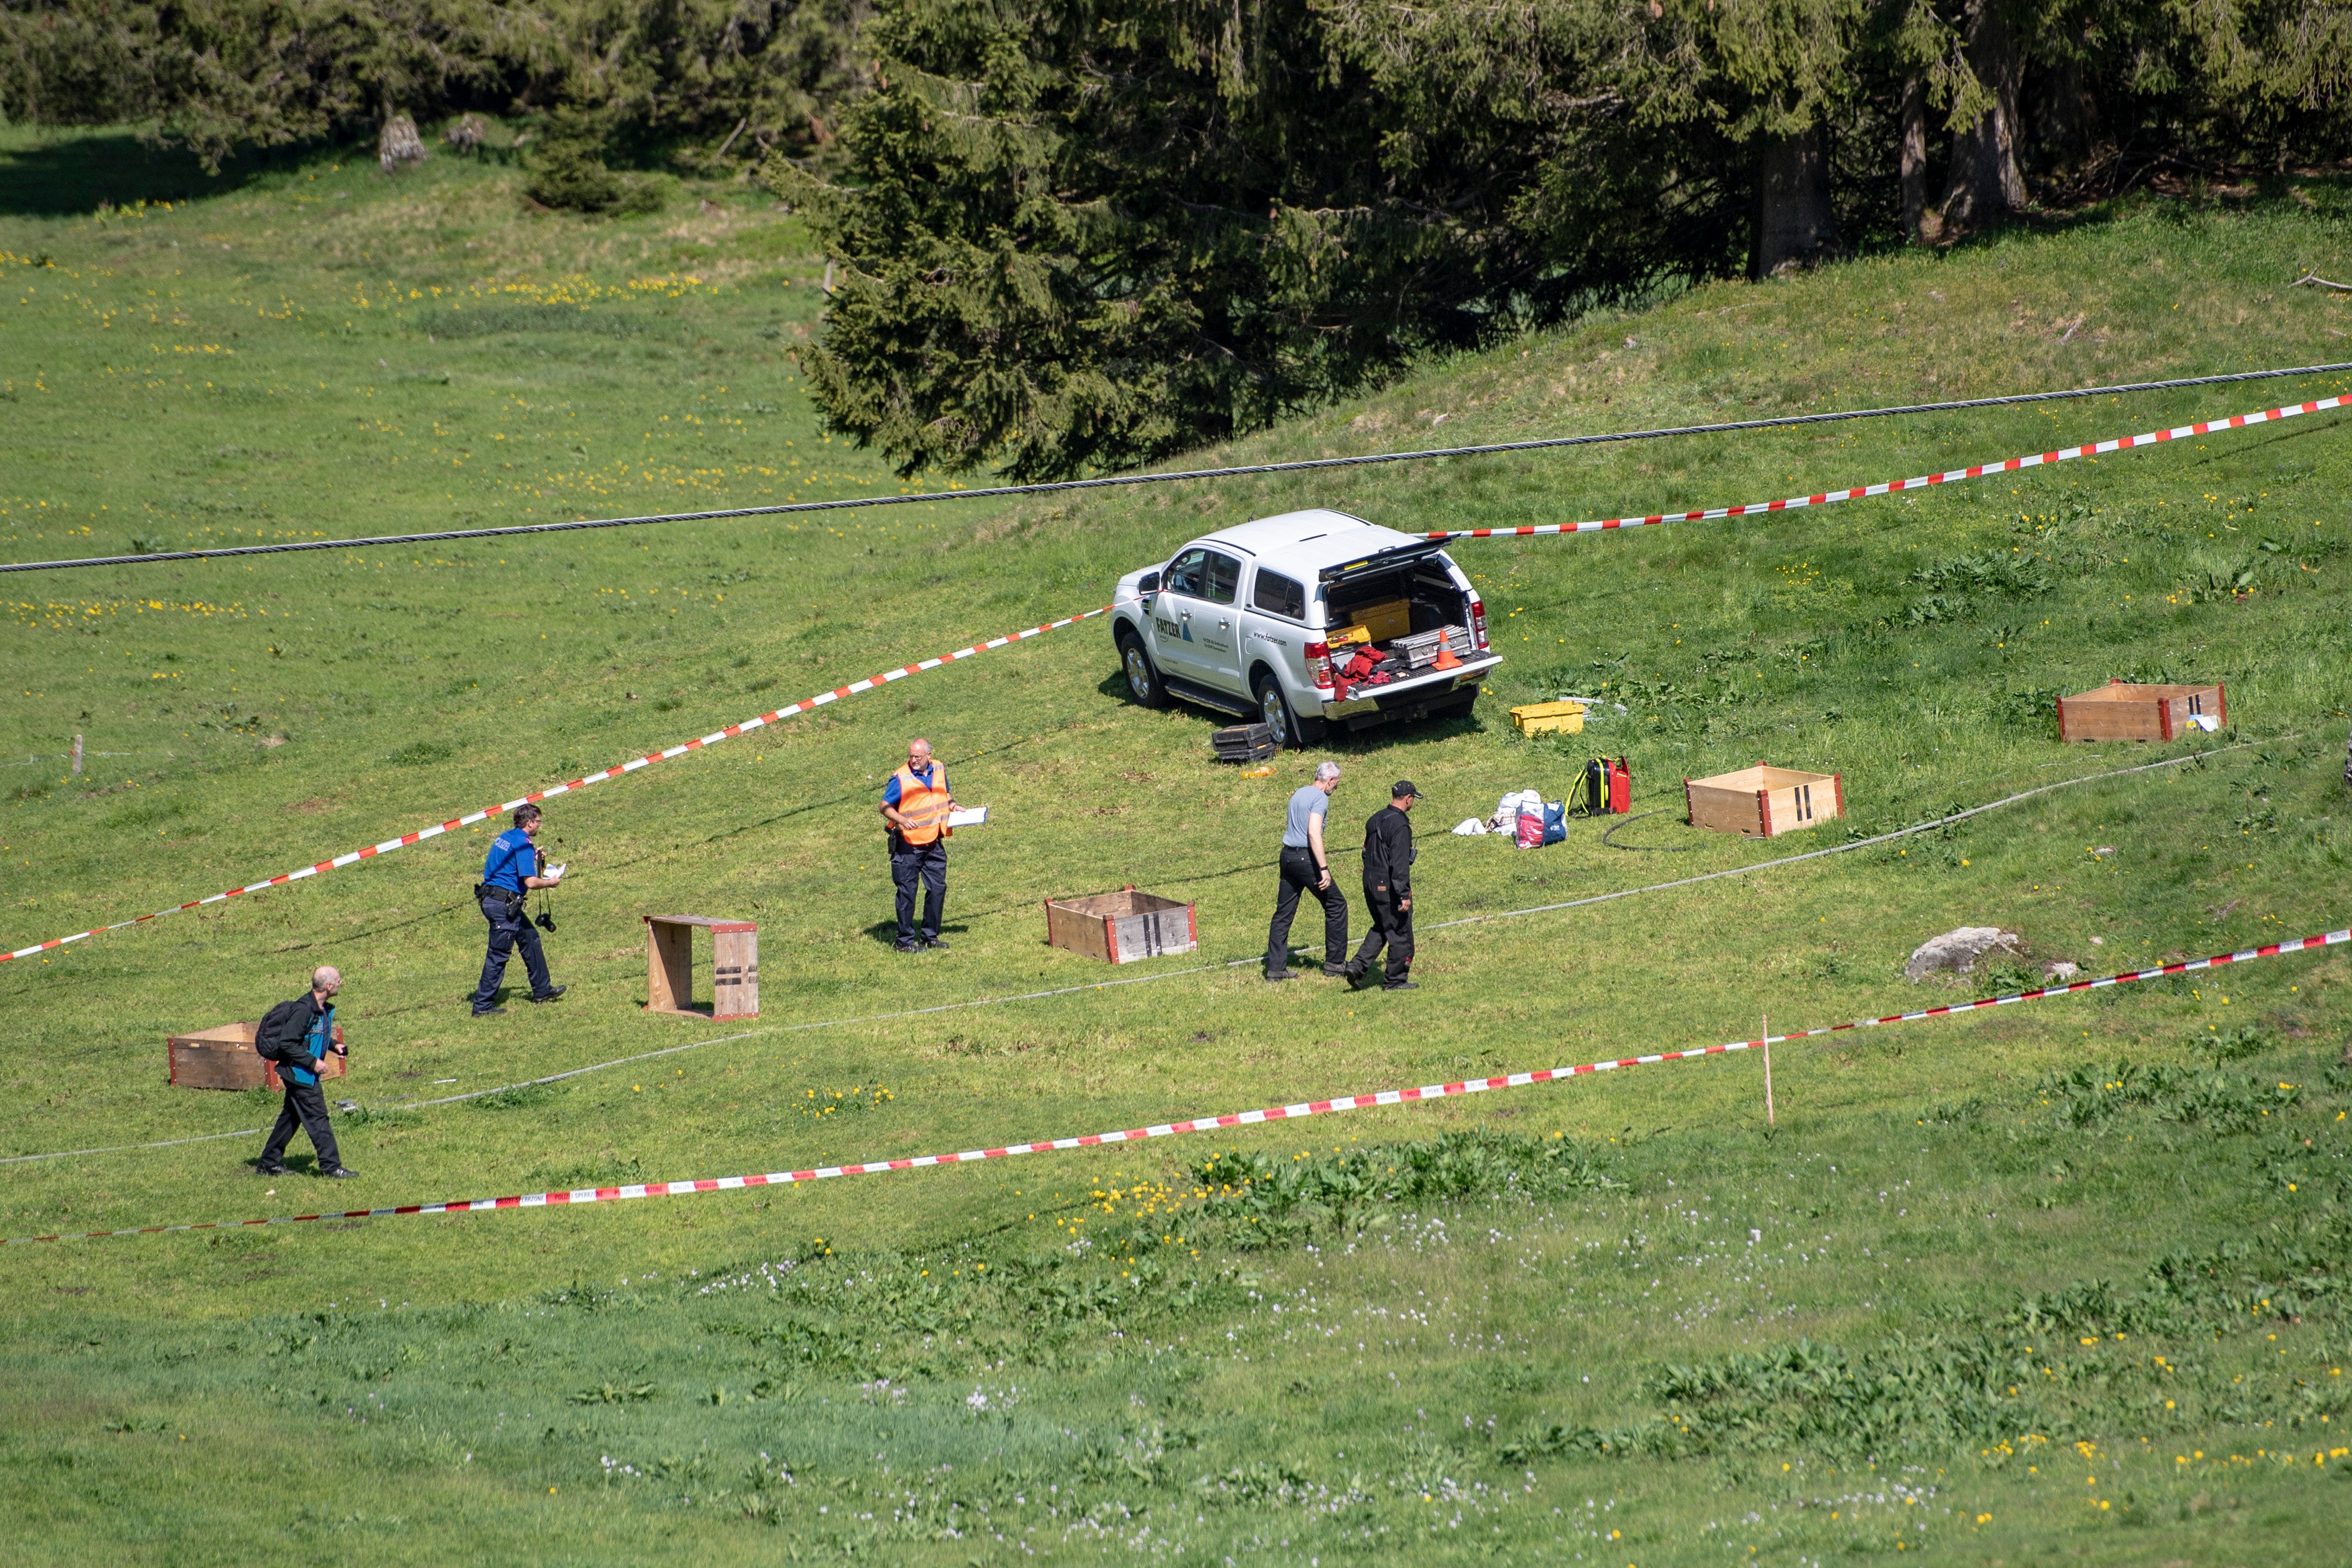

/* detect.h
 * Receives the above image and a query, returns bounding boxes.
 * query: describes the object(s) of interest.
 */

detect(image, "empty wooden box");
[2056,679,2226,743]
[1044,886,1198,964]
[167,1021,346,1091]
[1685,764,1844,838]
[643,914,760,1020]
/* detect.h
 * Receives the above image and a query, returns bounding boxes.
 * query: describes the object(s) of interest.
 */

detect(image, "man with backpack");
[255,965,355,1179]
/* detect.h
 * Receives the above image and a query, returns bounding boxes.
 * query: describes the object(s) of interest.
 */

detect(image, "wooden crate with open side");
[1684,764,1844,838]
[2056,679,2225,743]
[643,914,760,1020]
[167,1021,346,1091]
[1044,886,1198,964]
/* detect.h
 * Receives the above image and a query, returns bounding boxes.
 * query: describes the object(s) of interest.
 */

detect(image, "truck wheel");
[1256,669,1322,748]
[1118,630,1169,709]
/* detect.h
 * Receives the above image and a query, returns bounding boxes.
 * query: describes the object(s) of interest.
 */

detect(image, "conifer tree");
[766,0,1527,481]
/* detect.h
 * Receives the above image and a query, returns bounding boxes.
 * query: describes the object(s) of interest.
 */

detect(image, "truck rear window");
[1251,569,1306,620]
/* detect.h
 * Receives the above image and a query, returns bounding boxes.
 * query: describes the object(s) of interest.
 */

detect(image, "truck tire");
[1255,668,1324,748]
[1117,628,1169,709]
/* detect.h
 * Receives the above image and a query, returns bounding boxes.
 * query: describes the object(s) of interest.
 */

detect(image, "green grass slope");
[2,125,2351,1564]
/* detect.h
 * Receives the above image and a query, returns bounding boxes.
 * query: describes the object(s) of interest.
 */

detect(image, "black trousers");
[892,841,947,946]
[260,1074,341,1171]
[1266,846,1348,972]
[1354,886,1415,986]
[473,894,551,1012]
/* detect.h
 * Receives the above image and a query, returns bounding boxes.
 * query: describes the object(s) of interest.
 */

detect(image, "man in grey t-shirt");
[1264,762,1350,980]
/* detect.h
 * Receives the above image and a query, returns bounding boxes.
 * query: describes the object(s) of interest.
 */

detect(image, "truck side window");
[1251,570,1306,620]
[1203,551,1241,605]
[1163,549,1208,598]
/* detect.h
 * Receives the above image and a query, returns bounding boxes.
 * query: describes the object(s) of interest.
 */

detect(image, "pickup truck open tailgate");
[1320,653,1501,719]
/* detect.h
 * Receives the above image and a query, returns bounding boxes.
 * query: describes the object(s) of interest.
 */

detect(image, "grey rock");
[2045,961,2080,982]
[1904,926,2021,983]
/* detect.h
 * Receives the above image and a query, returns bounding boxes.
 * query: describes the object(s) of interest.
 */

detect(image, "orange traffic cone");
[1433,638,1462,670]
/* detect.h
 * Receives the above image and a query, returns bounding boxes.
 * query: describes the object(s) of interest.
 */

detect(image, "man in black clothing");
[1347,781,1420,992]
[256,965,355,1178]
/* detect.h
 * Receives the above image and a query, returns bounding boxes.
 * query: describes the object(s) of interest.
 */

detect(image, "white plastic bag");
[1489,789,1541,833]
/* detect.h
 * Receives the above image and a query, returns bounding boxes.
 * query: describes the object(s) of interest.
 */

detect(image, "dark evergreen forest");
[10,0,2340,476]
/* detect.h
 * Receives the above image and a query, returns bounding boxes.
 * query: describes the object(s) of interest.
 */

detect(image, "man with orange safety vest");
[880,737,958,953]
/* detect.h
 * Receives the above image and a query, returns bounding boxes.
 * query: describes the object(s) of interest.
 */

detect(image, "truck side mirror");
[1137,570,1162,595]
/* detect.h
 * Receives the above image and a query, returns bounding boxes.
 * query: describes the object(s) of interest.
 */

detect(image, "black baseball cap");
[1391,780,1420,799]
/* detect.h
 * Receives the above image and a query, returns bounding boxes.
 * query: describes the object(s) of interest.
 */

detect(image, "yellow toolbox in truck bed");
[1331,598,1412,645]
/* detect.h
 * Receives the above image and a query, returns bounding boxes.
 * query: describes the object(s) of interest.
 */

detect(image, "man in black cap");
[1347,780,1420,991]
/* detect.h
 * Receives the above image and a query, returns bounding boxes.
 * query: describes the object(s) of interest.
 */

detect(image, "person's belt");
[476,882,525,904]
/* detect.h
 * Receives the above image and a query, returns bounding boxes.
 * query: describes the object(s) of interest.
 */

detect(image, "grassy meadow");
[3,123,2352,1563]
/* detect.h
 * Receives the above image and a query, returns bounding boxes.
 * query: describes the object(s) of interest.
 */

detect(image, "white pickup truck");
[1110,509,1501,746]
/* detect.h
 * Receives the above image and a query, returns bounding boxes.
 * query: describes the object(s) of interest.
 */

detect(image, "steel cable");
[7,360,2347,575]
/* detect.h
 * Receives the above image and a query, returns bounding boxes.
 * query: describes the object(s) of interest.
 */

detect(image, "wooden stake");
[1762,1009,1776,1127]
[70,733,82,776]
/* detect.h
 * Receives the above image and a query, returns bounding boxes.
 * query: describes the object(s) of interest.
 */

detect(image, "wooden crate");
[1509,699,1586,737]
[2056,679,2225,743]
[1684,764,1843,838]
[1044,886,1198,964]
[167,1021,346,1091]
[644,914,760,1019]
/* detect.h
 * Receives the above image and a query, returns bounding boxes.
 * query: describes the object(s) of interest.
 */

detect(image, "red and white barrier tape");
[1,603,1119,965]
[10,925,2339,1247]
[12,385,2341,965]
[1426,392,2350,540]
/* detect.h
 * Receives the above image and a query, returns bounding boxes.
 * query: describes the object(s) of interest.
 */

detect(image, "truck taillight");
[1469,599,1489,650]
[1305,640,1334,690]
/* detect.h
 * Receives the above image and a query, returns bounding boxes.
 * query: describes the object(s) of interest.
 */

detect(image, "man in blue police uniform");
[257,964,355,1178]
[471,802,566,1016]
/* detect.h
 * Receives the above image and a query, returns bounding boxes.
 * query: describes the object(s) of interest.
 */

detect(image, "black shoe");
[322,1167,359,1180]
[1264,969,1297,982]
[1322,962,1350,978]
[256,1163,287,1177]
[895,942,922,954]
[922,937,950,951]
[528,985,567,1003]
[472,1005,506,1016]
[1345,961,1370,990]
[1382,980,1419,992]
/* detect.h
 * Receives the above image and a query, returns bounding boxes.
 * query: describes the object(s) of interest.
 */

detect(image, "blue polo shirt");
[881,762,945,807]
[481,827,538,893]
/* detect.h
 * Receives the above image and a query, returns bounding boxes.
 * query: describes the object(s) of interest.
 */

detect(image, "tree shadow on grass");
[0,129,327,217]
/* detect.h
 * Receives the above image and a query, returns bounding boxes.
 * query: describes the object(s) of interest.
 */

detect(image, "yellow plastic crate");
[1510,700,1586,736]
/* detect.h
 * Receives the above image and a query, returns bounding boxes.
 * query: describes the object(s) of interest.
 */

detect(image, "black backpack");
[253,998,311,1064]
